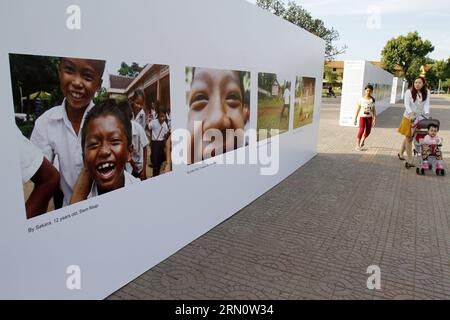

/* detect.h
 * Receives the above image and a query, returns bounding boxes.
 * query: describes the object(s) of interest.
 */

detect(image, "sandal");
[398,153,405,161]
[405,162,415,169]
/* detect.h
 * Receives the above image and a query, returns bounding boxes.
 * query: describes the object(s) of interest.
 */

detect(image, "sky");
[246,0,450,62]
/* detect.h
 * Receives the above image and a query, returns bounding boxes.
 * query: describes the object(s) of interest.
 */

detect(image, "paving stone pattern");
[109,96,450,300]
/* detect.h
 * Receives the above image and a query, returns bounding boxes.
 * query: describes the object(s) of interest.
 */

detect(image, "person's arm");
[148,121,153,143]
[30,116,54,162]
[70,167,92,204]
[423,90,431,115]
[141,128,149,179]
[404,90,413,117]
[140,146,148,180]
[165,133,172,170]
[354,102,361,126]
[129,158,139,174]
[372,105,377,127]
[423,135,436,145]
[26,158,60,219]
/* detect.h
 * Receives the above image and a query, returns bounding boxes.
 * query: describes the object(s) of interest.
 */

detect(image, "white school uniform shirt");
[150,109,157,121]
[403,89,430,117]
[283,88,291,105]
[17,127,44,183]
[149,119,169,141]
[30,99,94,206]
[134,109,146,131]
[125,121,149,173]
[87,171,138,199]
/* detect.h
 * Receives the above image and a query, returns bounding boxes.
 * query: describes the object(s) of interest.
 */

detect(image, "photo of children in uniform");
[9,53,171,219]
[185,67,250,165]
[293,76,316,129]
[257,72,291,140]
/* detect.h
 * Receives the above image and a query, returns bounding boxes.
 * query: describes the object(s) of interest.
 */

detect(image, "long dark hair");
[411,76,428,102]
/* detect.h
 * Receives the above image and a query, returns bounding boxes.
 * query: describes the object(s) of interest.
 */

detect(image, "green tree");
[93,87,109,104]
[425,67,438,89]
[118,62,145,77]
[258,73,277,93]
[442,78,450,93]
[9,54,60,115]
[324,67,338,85]
[426,59,449,89]
[256,0,346,60]
[381,31,434,85]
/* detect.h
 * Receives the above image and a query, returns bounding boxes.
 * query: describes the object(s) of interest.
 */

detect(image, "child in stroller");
[412,116,445,176]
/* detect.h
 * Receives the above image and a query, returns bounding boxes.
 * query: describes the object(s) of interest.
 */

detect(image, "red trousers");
[357,117,373,140]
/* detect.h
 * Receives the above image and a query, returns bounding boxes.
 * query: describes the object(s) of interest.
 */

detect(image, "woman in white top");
[397,76,431,168]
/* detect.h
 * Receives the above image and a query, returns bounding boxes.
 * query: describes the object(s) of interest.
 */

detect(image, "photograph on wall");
[257,72,291,140]
[185,67,251,165]
[9,53,171,219]
[370,83,392,102]
[293,76,316,129]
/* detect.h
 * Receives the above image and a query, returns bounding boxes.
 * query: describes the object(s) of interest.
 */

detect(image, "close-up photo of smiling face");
[187,67,250,164]
[83,114,132,195]
[58,57,103,110]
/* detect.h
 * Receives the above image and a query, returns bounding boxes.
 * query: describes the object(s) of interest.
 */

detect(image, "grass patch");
[257,97,289,141]
[293,100,314,129]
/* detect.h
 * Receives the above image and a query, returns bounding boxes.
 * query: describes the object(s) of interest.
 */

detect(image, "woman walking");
[398,76,430,168]
[354,84,376,151]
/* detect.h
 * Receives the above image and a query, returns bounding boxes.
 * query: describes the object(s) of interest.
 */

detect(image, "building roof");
[325,60,415,73]
[325,61,344,69]
[109,74,135,90]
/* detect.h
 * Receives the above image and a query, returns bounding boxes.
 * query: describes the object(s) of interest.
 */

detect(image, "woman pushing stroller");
[397,76,431,168]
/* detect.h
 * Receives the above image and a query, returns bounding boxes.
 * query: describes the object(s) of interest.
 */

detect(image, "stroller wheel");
[416,168,421,175]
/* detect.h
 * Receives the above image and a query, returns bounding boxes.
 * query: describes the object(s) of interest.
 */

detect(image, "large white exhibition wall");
[0,0,325,298]
[339,60,395,127]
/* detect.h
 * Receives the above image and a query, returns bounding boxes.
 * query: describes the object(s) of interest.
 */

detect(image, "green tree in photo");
[118,62,146,77]
[93,87,110,105]
[258,72,277,93]
[9,54,60,114]
[381,31,434,85]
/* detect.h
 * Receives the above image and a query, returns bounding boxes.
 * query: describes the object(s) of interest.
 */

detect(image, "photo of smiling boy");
[80,100,138,199]
[186,67,250,164]
[30,56,105,206]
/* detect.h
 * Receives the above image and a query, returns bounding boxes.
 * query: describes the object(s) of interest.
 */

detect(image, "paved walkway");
[109,95,450,300]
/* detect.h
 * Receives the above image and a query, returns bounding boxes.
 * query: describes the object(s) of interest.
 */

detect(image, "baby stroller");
[412,116,445,176]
